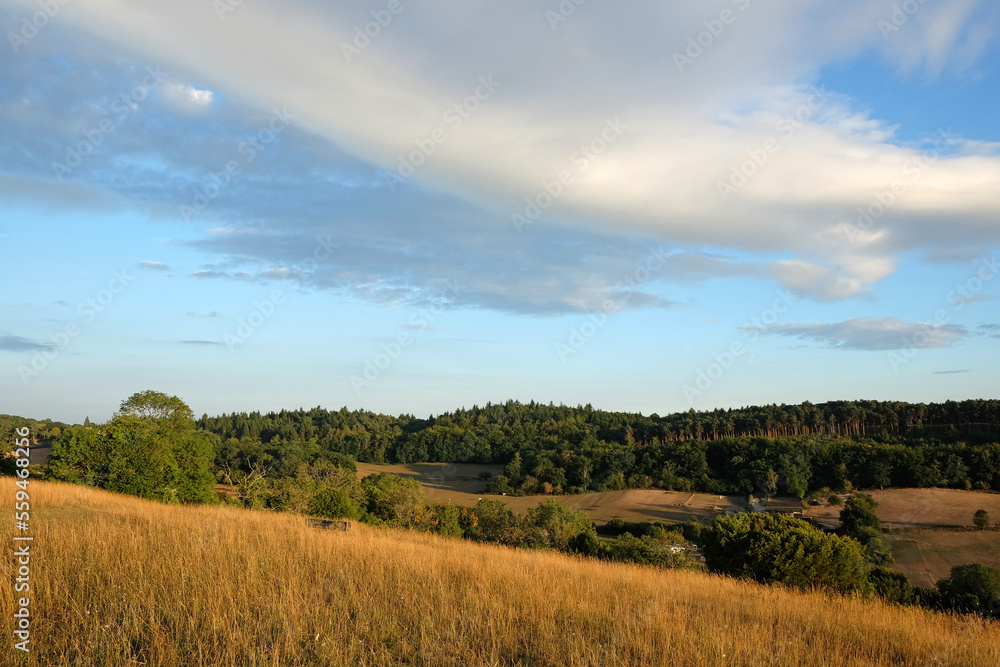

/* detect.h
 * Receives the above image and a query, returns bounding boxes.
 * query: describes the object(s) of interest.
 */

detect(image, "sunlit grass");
[2,480,997,666]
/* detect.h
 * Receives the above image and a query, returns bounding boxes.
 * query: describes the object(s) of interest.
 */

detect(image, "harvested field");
[806,488,1000,529]
[889,529,1000,588]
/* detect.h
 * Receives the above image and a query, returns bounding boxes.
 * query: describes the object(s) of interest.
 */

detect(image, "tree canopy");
[704,512,870,594]
[47,391,215,503]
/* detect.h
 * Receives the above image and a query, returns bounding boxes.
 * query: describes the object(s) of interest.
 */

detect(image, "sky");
[1,0,998,424]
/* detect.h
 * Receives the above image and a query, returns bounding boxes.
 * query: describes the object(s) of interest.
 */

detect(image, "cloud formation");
[1,0,999,317]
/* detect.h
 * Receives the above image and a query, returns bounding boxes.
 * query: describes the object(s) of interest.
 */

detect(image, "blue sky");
[1,0,998,423]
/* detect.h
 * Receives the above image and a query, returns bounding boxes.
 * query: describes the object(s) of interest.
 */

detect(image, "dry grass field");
[3,480,999,666]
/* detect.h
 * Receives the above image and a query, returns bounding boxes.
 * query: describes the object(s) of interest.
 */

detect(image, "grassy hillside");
[2,481,998,666]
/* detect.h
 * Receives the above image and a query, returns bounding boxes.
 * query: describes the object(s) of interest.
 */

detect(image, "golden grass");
[2,480,998,666]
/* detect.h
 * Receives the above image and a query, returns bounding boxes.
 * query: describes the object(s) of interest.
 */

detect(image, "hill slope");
[2,481,997,666]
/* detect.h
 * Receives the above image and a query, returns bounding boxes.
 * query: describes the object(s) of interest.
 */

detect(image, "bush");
[524,500,593,550]
[936,564,1000,618]
[973,509,990,530]
[360,473,427,527]
[473,499,523,545]
[642,528,698,569]
[486,475,514,495]
[433,503,463,538]
[869,568,915,605]
[567,529,609,558]
[853,525,894,567]
[828,494,843,506]
[48,392,216,504]
[604,518,627,532]
[680,518,707,547]
[704,513,870,594]
[608,533,651,564]
[320,452,357,472]
[216,491,241,506]
[309,487,362,521]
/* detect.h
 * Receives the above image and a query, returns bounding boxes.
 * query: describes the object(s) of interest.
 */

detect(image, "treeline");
[197,399,1000,496]
[0,414,70,444]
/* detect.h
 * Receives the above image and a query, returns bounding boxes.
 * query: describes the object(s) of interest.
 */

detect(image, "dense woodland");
[195,399,1000,496]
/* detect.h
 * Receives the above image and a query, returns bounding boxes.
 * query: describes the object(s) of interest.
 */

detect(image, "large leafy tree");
[839,493,881,534]
[839,493,892,565]
[47,391,216,504]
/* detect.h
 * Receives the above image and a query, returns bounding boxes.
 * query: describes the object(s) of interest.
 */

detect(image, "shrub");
[433,503,463,538]
[704,513,870,594]
[309,487,362,521]
[473,499,523,545]
[936,564,1000,618]
[524,500,593,550]
[869,568,915,605]
[48,391,216,504]
[567,529,609,558]
[839,493,880,535]
[608,533,651,565]
[360,473,427,527]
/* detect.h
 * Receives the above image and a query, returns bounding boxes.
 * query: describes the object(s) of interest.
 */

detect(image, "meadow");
[3,480,998,666]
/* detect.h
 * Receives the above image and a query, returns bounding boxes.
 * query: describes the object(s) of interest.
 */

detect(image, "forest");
[195,399,1000,497]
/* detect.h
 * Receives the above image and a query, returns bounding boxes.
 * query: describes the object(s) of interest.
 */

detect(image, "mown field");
[890,530,1000,589]
[806,488,1000,529]
[355,462,744,523]
[3,479,999,666]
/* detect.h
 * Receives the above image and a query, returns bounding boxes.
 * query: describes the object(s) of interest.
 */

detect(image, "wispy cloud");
[138,260,171,271]
[744,317,968,351]
[978,323,1000,338]
[0,335,54,353]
